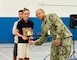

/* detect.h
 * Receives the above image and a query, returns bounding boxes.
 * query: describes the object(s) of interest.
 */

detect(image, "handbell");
[27,30,32,37]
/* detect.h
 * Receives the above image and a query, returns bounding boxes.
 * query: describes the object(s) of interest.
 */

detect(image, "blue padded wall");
[0,17,77,43]
[61,17,77,40]
[0,17,18,43]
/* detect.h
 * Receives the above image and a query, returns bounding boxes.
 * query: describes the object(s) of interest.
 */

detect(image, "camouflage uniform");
[35,13,73,60]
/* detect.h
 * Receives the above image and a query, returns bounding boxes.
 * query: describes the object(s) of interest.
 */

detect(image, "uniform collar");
[43,16,47,24]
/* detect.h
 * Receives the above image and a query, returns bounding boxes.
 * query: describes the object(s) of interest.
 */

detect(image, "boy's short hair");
[18,10,23,12]
[23,8,30,12]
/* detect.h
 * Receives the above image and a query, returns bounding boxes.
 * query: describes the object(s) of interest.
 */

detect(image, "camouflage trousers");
[50,36,72,60]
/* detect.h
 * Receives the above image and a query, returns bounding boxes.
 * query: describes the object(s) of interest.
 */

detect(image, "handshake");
[22,36,35,45]
[29,40,35,45]
[27,36,35,45]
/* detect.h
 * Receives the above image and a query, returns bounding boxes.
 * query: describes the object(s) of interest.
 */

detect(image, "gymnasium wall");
[0,0,77,43]
[0,0,77,17]
[0,17,77,43]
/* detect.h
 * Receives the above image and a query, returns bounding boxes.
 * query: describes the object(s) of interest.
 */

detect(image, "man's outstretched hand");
[29,40,35,45]
[54,38,60,46]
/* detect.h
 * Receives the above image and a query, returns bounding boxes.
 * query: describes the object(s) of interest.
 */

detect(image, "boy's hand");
[22,36,28,40]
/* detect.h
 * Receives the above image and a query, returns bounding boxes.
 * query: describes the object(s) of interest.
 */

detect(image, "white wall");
[0,0,77,17]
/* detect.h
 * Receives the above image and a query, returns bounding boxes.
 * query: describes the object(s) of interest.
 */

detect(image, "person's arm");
[53,13,63,39]
[49,13,63,46]
[15,21,28,40]
[15,29,23,37]
[35,34,48,45]
[15,28,28,40]
[49,13,63,39]
[35,28,48,45]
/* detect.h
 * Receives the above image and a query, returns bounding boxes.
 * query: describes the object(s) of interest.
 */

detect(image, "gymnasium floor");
[0,41,77,60]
